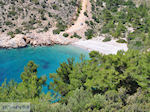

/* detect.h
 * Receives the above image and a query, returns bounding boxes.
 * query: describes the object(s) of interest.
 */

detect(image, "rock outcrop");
[0,32,77,48]
[25,33,53,46]
[0,34,27,48]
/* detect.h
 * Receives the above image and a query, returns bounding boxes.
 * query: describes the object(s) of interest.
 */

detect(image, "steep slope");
[0,0,79,35]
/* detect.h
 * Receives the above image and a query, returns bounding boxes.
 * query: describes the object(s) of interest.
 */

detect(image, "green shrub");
[56,22,67,32]
[135,41,142,47]
[116,39,127,43]
[53,29,60,34]
[103,36,111,42]
[48,12,52,17]
[52,4,59,10]
[92,15,100,23]
[84,12,88,17]
[111,30,121,38]
[0,1,5,5]
[73,33,82,39]
[70,35,74,38]
[85,29,94,39]
[63,33,69,37]
[15,29,22,34]
[8,11,17,16]
[7,31,15,38]
[31,0,39,5]
[77,2,82,13]
[5,21,12,26]
[85,21,89,25]
[90,21,94,26]
[101,26,110,34]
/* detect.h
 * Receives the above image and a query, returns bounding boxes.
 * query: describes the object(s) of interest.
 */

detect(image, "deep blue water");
[0,45,89,93]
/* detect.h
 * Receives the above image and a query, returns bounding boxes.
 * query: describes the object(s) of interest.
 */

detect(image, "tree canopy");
[0,51,150,111]
[49,50,150,111]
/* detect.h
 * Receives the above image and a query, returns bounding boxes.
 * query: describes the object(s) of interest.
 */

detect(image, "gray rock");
[0,34,27,48]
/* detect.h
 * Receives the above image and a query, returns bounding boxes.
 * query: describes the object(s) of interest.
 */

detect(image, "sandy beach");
[72,36,128,55]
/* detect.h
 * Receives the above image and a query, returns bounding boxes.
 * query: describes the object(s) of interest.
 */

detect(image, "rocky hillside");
[0,0,80,36]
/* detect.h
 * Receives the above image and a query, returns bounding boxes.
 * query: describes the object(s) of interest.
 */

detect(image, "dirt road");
[65,0,88,34]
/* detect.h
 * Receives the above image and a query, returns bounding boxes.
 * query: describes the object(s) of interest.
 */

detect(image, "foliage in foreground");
[0,61,53,112]
[50,50,150,111]
[0,50,150,111]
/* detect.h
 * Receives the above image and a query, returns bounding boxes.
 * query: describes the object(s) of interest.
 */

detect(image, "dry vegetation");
[0,0,80,36]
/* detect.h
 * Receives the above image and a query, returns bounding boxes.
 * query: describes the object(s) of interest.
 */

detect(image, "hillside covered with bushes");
[85,0,150,51]
[0,0,80,36]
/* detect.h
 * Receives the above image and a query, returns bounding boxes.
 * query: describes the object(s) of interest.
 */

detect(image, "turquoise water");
[0,45,89,93]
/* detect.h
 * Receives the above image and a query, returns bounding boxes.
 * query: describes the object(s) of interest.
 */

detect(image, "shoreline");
[0,32,77,49]
[71,43,91,52]
[71,37,128,55]
[0,37,128,55]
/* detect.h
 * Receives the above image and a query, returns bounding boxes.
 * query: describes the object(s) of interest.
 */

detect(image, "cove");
[0,45,89,93]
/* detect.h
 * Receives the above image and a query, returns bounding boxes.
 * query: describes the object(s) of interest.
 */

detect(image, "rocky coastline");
[0,32,77,49]
[0,32,128,55]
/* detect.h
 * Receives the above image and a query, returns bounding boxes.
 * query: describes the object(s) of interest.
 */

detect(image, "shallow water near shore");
[0,45,89,93]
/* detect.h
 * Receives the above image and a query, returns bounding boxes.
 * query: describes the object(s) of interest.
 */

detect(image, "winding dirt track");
[65,0,88,34]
